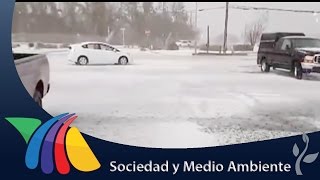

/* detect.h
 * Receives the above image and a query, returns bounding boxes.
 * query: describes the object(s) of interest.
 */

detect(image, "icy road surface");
[43,49,320,148]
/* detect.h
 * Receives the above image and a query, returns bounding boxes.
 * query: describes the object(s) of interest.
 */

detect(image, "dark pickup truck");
[257,32,320,79]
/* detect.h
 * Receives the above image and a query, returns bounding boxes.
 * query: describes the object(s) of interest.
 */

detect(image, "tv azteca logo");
[5,113,101,175]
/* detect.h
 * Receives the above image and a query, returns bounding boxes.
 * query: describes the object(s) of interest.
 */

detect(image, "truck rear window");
[259,42,274,49]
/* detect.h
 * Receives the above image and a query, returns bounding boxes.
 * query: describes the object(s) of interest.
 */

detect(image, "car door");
[89,43,112,64]
[85,43,101,64]
[95,43,109,63]
[100,44,118,64]
[273,39,293,69]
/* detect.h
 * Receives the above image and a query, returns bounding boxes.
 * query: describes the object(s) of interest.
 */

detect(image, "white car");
[176,40,192,47]
[68,42,132,65]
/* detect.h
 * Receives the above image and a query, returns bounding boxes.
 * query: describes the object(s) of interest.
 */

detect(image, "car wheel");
[33,89,42,107]
[294,62,303,80]
[261,59,270,72]
[77,56,88,65]
[118,56,128,65]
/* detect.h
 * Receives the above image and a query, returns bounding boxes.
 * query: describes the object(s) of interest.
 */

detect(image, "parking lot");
[43,49,320,148]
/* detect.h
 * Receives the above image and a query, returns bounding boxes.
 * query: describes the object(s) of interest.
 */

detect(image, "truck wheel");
[294,62,303,80]
[261,59,270,72]
[33,90,42,107]
[77,56,88,65]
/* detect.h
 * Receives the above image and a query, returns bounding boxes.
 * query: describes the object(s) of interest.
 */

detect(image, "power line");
[198,4,320,14]
[198,6,226,12]
[230,5,320,14]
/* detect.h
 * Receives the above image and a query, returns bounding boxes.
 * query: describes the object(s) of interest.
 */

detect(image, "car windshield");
[293,39,320,48]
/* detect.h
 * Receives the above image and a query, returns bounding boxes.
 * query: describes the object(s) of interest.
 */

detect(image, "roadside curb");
[192,52,248,56]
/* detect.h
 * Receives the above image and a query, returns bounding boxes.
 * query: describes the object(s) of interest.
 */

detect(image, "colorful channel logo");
[5,113,101,175]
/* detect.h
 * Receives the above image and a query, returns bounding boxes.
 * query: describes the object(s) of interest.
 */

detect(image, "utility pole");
[162,2,166,13]
[120,2,123,15]
[207,25,210,53]
[223,2,229,54]
[120,28,125,47]
[106,26,111,43]
[190,12,193,27]
[145,30,151,49]
[194,2,198,55]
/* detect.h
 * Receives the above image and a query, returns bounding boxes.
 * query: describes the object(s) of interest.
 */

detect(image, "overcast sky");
[183,2,320,42]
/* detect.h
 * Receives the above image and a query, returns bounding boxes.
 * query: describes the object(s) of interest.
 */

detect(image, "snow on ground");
[13,44,68,54]
[42,49,320,148]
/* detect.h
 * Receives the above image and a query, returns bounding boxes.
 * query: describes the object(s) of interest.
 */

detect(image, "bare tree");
[244,16,267,46]
[12,2,196,46]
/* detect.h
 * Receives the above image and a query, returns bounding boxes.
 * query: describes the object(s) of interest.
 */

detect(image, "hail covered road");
[42,48,320,148]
